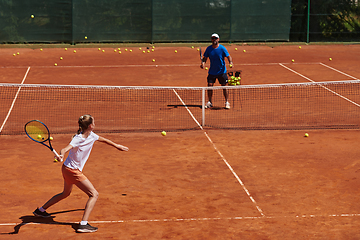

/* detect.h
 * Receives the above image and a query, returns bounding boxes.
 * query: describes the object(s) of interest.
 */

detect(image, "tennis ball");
[152,46,155,49]
[73,50,76,53]
[98,48,101,51]
[243,50,246,53]
[54,159,58,162]
[102,50,105,52]
[291,59,295,62]
[119,51,121,54]
[299,46,302,49]
[143,50,145,53]
[65,48,67,51]
[84,36,87,39]
[118,48,121,50]
[235,48,238,51]
[31,15,34,18]
[152,59,155,62]
[40,48,43,51]
[191,46,194,49]
[175,50,177,53]
[114,49,117,52]
[139,47,142,50]
[17,52,19,55]
[37,135,42,139]
[54,63,57,66]
[125,49,128,51]
[147,50,150,53]
[130,49,132,52]
[304,133,309,137]
[50,137,53,140]
[229,64,233,68]
[205,67,208,70]
[161,131,166,136]
[60,57,63,60]
[329,58,332,61]
[151,49,154,52]
[13,53,16,56]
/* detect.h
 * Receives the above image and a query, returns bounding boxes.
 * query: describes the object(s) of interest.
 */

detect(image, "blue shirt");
[204,44,229,75]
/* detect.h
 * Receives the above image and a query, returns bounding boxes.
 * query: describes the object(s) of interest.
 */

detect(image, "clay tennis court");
[1,44,360,239]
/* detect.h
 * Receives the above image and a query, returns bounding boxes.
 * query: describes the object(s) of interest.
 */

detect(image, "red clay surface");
[1,44,360,239]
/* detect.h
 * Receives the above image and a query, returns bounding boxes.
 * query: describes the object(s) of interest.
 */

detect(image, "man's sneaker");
[225,102,230,109]
[33,208,51,218]
[205,101,213,109]
[77,223,98,233]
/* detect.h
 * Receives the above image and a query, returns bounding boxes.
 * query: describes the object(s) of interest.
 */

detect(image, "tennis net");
[0,80,359,135]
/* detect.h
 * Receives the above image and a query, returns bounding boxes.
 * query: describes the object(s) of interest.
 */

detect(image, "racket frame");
[24,120,61,161]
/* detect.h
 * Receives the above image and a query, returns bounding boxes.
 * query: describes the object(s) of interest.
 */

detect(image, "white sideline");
[0,67,30,133]
[172,89,265,217]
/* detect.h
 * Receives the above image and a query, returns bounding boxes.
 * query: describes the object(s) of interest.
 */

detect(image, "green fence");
[0,0,292,43]
[291,0,360,42]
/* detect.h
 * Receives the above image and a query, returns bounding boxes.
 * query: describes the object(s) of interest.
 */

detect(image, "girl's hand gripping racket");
[24,120,62,162]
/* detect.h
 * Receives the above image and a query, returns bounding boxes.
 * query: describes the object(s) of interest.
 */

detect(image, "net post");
[202,88,205,127]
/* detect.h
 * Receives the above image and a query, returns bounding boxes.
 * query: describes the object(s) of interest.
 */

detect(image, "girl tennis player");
[33,114,128,233]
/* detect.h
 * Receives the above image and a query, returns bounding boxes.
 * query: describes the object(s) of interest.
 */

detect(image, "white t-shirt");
[64,131,99,171]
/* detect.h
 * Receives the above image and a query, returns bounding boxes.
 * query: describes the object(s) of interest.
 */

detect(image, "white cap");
[211,33,219,38]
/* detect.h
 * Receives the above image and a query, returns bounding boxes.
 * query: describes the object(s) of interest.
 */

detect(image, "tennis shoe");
[225,102,230,109]
[33,208,51,218]
[77,223,98,233]
[205,101,213,109]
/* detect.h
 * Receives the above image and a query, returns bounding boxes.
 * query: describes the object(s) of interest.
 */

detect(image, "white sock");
[39,207,46,212]
[80,221,88,225]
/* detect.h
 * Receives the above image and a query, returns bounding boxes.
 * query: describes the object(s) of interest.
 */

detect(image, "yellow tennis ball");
[98,48,101,51]
[102,50,105,52]
[64,48,67,51]
[235,48,238,51]
[37,135,42,139]
[191,46,194,49]
[175,50,177,53]
[243,50,246,52]
[50,137,53,140]
[299,46,302,49]
[17,52,19,55]
[54,63,57,66]
[84,36,87,39]
[291,59,295,62]
[54,159,58,162]
[329,58,332,61]
[304,133,309,137]
[31,15,34,18]
[119,51,121,54]
[60,57,63,60]
[40,48,43,51]
[205,67,208,70]
[13,53,16,56]
[73,50,76,53]
[152,59,155,62]
[229,64,233,68]
[161,131,166,136]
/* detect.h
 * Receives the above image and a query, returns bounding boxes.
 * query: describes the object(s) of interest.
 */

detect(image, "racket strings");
[25,122,50,142]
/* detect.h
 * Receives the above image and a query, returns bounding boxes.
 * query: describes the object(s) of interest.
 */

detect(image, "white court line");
[279,63,360,108]
[172,89,265,217]
[0,67,31,133]
[319,62,359,80]
[0,62,321,69]
[1,213,360,226]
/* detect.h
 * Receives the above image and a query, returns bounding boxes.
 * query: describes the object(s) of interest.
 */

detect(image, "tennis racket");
[24,120,62,162]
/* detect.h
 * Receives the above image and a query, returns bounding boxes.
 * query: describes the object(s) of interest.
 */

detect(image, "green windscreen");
[0,0,292,43]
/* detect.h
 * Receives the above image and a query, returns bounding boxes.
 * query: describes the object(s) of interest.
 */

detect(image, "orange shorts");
[62,164,87,184]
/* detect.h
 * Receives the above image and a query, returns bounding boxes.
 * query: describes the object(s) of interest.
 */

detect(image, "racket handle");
[53,149,62,162]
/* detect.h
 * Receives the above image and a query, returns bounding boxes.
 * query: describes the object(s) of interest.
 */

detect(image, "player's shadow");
[2,209,84,235]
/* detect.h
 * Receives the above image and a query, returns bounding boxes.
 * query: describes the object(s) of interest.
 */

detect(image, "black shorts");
[207,73,228,85]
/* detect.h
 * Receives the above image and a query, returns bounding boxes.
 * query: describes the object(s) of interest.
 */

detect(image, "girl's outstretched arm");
[55,144,73,162]
[98,136,129,151]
